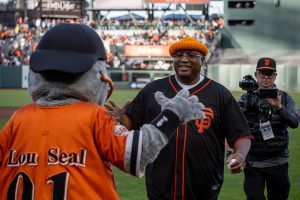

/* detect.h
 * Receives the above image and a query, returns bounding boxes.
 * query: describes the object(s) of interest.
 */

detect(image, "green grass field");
[0,89,299,200]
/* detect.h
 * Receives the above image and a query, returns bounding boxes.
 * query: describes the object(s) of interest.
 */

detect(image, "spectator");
[0,16,222,68]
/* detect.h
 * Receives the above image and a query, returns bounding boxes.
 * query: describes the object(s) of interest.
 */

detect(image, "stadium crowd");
[0,16,223,69]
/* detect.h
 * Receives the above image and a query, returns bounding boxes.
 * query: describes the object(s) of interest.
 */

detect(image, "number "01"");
[7,172,69,200]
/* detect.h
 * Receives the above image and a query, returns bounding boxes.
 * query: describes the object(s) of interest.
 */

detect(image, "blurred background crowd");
[0,16,223,69]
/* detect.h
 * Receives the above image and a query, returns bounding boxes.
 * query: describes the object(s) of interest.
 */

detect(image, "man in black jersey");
[106,37,253,200]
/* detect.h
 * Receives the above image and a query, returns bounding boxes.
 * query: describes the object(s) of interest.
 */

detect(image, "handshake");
[154,89,206,123]
[105,89,206,125]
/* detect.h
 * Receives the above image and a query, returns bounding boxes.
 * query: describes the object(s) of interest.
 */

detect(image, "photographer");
[239,57,300,200]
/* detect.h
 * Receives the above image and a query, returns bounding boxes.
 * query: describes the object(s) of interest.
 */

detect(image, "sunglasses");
[100,71,114,100]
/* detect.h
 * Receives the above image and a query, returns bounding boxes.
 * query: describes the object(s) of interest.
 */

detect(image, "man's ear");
[254,71,258,78]
[201,57,206,64]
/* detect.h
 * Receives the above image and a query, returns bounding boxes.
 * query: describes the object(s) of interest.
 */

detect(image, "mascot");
[0,24,205,199]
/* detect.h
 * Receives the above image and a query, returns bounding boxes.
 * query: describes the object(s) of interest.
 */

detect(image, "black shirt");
[126,75,252,200]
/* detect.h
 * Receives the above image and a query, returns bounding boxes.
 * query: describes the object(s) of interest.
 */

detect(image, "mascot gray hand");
[155,89,206,123]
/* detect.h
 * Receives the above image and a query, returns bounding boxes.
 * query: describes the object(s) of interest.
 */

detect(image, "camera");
[239,75,278,99]
[238,75,259,109]
[238,75,278,125]
[239,75,258,93]
[257,88,278,99]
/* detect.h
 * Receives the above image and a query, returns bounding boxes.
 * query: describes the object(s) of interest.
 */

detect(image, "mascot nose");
[100,71,114,100]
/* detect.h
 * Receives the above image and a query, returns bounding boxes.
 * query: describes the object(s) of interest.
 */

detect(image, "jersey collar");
[168,75,212,95]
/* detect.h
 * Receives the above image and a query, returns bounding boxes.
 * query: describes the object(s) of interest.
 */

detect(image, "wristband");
[151,109,180,138]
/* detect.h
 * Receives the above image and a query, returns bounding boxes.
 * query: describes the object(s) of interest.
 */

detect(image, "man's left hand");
[266,92,282,110]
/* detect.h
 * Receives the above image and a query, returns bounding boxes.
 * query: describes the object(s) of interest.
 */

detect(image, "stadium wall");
[222,0,300,57]
[208,64,300,91]
[1,65,299,91]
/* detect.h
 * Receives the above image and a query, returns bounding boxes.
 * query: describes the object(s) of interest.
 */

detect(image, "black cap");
[30,23,107,74]
[256,57,276,71]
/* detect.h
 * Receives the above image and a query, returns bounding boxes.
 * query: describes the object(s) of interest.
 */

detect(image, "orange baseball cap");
[169,36,208,57]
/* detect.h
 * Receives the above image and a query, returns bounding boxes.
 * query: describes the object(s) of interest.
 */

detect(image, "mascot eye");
[100,71,114,100]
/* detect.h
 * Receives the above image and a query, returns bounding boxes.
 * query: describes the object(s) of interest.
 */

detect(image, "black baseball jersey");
[126,75,252,200]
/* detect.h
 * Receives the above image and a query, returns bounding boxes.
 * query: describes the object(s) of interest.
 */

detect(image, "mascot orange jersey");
[0,102,126,200]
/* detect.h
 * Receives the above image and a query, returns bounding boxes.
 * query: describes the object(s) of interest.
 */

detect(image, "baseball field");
[0,89,299,200]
